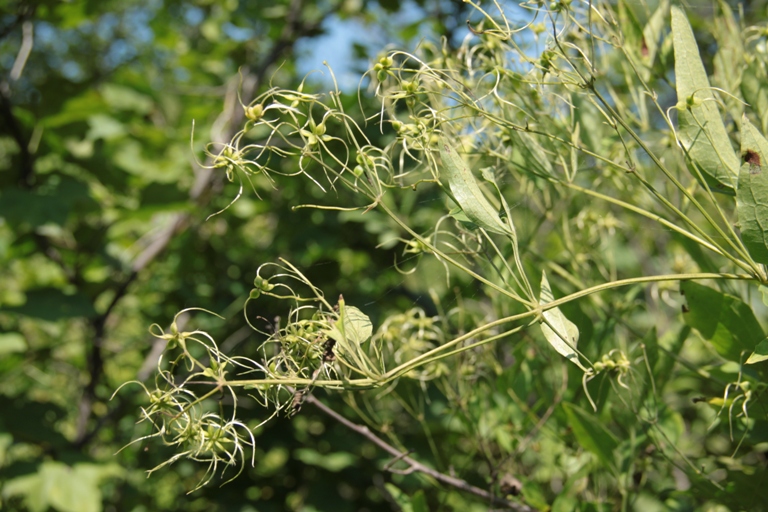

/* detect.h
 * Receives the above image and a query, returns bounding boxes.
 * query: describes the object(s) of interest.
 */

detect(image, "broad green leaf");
[327,304,372,346]
[439,137,514,236]
[383,485,428,512]
[562,402,618,470]
[737,115,768,264]
[0,332,26,355]
[2,288,97,321]
[539,271,586,371]
[681,281,764,362]
[0,177,95,229]
[410,490,428,512]
[100,83,154,114]
[1,461,122,512]
[746,338,768,364]
[672,6,739,194]
[324,298,378,377]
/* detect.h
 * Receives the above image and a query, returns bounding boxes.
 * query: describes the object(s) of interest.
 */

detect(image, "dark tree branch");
[0,3,36,42]
[0,80,34,188]
[305,393,536,511]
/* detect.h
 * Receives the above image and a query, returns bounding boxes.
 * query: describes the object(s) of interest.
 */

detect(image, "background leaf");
[681,281,764,362]
[562,403,618,470]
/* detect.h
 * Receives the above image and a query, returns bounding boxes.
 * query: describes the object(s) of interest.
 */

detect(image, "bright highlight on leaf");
[539,271,586,371]
[323,296,379,378]
[746,338,768,364]
[438,137,514,237]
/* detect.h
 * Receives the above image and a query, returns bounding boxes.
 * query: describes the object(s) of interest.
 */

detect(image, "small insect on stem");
[288,334,336,418]
[323,337,337,362]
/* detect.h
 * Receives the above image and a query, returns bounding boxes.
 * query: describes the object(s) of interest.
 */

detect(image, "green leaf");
[439,137,514,236]
[681,281,764,362]
[1,461,122,512]
[746,338,768,364]
[0,332,26,355]
[672,6,739,194]
[539,271,586,371]
[642,0,668,69]
[324,299,379,377]
[506,129,554,178]
[741,56,768,134]
[562,402,618,470]
[328,304,372,346]
[737,115,768,264]
[712,0,743,98]
[293,448,356,472]
[0,176,94,229]
[383,484,427,512]
[100,83,154,114]
[448,207,479,232]
[2,288,97,321]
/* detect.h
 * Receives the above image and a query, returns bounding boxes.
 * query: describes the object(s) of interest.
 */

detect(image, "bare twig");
[10,21,33,81]
[304,393,536,511]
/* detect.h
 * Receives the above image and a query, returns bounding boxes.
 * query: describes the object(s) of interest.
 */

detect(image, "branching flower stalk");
[122,0,768,504]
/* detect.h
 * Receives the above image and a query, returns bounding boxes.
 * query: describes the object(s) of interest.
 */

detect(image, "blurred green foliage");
[0,0,474,510]
[5,0,768,511]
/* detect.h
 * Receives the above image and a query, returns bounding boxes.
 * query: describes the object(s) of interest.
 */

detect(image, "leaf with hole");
[737,114,768,265]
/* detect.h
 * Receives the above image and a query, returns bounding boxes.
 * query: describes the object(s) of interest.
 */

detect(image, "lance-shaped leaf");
[681,281,764,362]
[539,272,587,371]
[439,137,514,236]
[562,403,618,470]
[746,338,768,364]
[672,6,739,194]
[737,115,768,265]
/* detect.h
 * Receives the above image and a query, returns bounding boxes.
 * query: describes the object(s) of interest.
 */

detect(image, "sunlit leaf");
[672,6,739,194]
[0,333,26,355]
[539,271,586,371]
[746,338,768,364]
[737,114,768,265]
[439,137,514,236]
